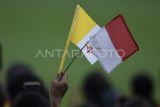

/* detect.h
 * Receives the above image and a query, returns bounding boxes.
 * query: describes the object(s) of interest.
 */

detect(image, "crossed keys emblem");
[86,44,93,53]
[86,36,102,55]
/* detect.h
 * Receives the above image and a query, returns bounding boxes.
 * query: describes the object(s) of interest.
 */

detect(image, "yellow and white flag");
[70,5,101,64]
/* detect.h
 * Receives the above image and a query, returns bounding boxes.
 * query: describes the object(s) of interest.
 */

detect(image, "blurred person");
[13,73,68,107]
[0,43,2,71]
[6,63,49,104]
[12,92,50,107]
[77,71,118,107]
[124,97,153,107]
[131,73,155,106]
[118,96,129,107]
[0,84,5,107]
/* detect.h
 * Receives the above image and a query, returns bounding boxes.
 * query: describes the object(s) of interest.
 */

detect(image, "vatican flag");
[70,5,101,64]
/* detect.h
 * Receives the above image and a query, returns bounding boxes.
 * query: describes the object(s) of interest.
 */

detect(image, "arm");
[50,74,68,107]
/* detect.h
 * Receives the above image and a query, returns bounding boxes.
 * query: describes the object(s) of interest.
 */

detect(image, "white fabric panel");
[89,27,122,73]
[77,25,101,64]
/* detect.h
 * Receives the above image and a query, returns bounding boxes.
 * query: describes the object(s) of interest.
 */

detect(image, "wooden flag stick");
[58,5,80,73]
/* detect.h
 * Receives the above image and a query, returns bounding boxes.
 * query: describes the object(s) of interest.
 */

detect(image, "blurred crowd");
[0,62,160,107]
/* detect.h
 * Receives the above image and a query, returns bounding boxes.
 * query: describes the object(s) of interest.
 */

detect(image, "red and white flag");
[89,15,139,73]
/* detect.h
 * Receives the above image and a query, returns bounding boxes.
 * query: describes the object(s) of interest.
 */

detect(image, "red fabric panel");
[105,15,139,61]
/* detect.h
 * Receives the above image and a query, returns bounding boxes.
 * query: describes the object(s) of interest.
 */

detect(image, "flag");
[70,5,101,64]
[89,15,139,73]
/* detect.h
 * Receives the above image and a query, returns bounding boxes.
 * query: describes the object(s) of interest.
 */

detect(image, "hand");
[50,73,68,107]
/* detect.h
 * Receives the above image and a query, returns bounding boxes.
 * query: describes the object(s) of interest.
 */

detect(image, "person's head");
[0,84,5,107]
[6,63,49,101]
[12,92,50,107]
[82,71,116,107]
[131,73,154,99]
[124,97,153,107]
[118,96,129,107]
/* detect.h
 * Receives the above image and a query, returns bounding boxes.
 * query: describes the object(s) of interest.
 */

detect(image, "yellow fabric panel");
[70,5,97,45]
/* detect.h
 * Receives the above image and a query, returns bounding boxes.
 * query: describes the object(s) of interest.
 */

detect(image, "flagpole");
[58,5,80,74]
[63,41,89,74]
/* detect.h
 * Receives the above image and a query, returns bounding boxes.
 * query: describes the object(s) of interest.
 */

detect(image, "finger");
[57,72,65,81]
[50,74,59,84]
[61,74,68,83]
[56,73,62,81]
[51,80,58,85]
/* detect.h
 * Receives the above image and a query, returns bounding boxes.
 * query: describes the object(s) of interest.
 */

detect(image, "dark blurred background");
[0,0,160,107]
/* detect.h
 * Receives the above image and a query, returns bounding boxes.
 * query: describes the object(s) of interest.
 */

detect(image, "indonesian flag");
[89,15,139,73]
